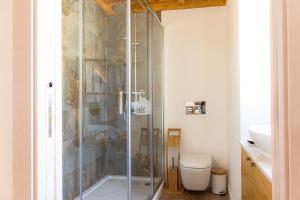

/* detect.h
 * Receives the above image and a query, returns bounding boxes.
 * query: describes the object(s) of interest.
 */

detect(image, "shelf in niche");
[107,38,148,45]
[84,58,106,62]
[88,121,114,126]
[105,61,146,65]
[84,58,126,65]
[105,61,126,64]
[84,58,146,65]
[86,91,120,96]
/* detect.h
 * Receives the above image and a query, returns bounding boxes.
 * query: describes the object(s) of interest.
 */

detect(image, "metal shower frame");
[125,0,164,199]
[77,0,164,199]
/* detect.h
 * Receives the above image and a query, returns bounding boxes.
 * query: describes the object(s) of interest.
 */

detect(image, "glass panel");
[62,0,81,199]
[81,0,127,199]
[81,0,111,199]
[62,0,163,199]
[151,14,163,191]
[62,0,127,199]
[106,2,127,182]
[130,1,152,199]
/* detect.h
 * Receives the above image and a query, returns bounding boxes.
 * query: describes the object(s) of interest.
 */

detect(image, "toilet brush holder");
[165,128,183,194]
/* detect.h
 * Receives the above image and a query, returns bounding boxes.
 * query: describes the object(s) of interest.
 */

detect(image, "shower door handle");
[48,94,53,138]
[119,91,126,115]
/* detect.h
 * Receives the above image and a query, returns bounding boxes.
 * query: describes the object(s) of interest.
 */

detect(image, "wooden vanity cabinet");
[241,148,272,200]
[242,149,252,200]
[252,163,272,200]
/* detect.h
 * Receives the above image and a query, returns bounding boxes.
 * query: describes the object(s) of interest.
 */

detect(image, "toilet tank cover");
[180,154,212,169]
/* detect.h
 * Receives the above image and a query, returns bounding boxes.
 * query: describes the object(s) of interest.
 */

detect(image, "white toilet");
[180,153,212,191]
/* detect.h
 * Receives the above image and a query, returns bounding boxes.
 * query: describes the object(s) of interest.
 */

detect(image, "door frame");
[272,0,300,199]
[34,0,63,199]
[31,0,297,199]
[271,0,289,196]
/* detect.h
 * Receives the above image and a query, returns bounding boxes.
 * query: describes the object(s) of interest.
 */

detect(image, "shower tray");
[75,176,164,200]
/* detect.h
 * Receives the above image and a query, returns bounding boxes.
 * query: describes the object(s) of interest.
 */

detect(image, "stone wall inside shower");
[62,1,155,199]
[106,13,128,175]
[62,0,80,198]
[62,0,109,199]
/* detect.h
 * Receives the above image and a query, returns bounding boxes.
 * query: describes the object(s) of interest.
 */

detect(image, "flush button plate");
[185,101,206,115]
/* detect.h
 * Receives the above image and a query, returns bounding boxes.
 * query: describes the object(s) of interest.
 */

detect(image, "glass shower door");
[151,14,163,191]
[81,1,111,198]
[129,2,152,199]
[62,0,163,199]
[62,0,128,199]
[80,0,128,200]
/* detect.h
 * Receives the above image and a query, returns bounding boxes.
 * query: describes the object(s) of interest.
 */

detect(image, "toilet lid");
[180,154,211,169]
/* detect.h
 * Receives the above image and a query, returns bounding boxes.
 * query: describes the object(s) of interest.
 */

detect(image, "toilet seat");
[180,154,211,169]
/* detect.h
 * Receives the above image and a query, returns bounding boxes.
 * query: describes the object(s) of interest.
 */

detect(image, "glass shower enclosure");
[62,0,163,199]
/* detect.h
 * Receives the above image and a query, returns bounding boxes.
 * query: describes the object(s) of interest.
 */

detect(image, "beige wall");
[162,7,229,169]
[0,0,14,199]
[13,0,33,199]
[0,0,33,199]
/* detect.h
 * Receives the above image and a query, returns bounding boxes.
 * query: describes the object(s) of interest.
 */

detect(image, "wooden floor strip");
[160,188,228,200]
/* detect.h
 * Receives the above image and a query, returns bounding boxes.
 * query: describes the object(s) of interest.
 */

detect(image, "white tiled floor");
[81,176,161,200]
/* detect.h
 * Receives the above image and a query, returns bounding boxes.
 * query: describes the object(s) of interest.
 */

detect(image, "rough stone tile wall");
[62,0,109,199]
[62,1,161,199]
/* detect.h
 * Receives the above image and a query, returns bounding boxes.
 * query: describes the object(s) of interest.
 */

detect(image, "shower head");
[111,3,126,15]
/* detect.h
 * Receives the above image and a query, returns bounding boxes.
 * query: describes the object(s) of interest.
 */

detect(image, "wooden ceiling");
[96,0,226,15]
[144,0,226,12]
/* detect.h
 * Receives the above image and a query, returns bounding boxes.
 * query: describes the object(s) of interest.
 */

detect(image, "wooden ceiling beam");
[148,0,226,11]
[97,0,226,15]
[104,0,123,3]
[178,0,185,5]
[132,0,226,12]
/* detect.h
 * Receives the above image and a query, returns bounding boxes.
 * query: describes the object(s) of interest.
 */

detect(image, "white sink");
[249,125,272,155]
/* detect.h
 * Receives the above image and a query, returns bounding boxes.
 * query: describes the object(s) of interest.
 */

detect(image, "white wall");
[162,7,228,169]
[239,0,271,140]
[0,0,13,199]
[226,0,272,199]
[227,0,241,199]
